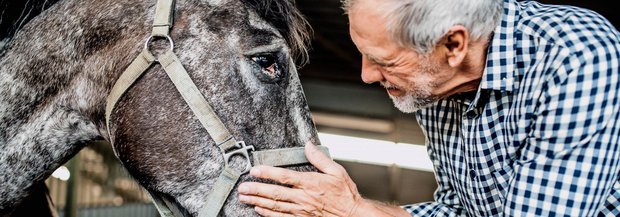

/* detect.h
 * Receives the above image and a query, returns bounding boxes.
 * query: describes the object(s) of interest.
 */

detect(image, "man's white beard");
[388,92,435,113]
[385,77,436,113]
[382,59,438,113]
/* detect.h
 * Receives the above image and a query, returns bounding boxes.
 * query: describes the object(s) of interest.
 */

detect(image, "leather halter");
[104,0,329,216]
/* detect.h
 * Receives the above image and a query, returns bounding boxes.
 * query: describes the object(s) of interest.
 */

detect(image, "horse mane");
[243,0,312,66]
[0,0,311,64]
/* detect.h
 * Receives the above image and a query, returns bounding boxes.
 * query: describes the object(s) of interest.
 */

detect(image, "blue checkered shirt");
[402,0,620,216]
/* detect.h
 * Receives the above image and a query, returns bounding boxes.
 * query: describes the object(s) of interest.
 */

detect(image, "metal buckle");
[223,141,255,174]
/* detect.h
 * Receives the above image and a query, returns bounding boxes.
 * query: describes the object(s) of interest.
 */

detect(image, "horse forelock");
[242,0,312,66]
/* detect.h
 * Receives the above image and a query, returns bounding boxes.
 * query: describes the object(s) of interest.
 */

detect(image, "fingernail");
[250,167,261,176]
[238,195,248,203]
[238,184,249,193]
[305,142,317,150]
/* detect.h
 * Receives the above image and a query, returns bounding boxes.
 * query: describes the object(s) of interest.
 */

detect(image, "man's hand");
[238,142,364,216]
[238,142,411,217]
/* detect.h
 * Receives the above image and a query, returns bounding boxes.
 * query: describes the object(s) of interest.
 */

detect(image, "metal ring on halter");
[144,35,174,56]
[223,141,255,174]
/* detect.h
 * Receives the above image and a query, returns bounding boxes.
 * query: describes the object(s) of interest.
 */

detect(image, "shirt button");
[469,169,477,180]
[466,110,478,119]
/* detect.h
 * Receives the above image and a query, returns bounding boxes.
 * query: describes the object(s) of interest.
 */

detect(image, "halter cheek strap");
[104,0,329,216]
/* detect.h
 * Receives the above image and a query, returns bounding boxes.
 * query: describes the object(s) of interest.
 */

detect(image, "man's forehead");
[350,29,401,63]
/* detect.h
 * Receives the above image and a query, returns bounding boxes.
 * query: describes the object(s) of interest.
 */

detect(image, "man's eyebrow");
[367,54,393,67]
[366,55,384,64]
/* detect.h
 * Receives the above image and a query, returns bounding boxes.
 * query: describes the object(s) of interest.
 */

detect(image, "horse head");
[109,0,321,216]
[0,0,319,216]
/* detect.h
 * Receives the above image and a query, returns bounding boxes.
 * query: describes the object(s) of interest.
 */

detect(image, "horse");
[0,0,323,216]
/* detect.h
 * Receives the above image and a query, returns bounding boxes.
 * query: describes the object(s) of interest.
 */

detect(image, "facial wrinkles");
[381,55,441,113]
[380,51,426,87]
[350,10,415,85]
[349,0,440,113]
[384,55,432,90]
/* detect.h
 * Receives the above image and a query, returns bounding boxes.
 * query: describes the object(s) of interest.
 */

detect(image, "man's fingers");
[238,182,300,202]
[249,165,305,187]
[254,206,296,217]
[305,142,345,176]
[239,195,300,213]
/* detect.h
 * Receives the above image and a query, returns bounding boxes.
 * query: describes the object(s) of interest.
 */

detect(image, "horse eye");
[251,54,282,81]
[252,55,275,69]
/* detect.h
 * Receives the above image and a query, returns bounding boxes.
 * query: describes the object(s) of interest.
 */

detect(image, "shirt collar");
[480,0,521,92]
[457,0,521,111]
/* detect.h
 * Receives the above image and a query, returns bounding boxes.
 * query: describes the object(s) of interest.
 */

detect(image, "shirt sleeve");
[401,142,466,216]
[502,47,620,216]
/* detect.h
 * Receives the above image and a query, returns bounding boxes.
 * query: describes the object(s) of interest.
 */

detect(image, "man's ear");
[440,25,469,68]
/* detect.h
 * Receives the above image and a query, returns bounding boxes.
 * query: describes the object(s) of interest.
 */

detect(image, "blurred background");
[7,0,613,216]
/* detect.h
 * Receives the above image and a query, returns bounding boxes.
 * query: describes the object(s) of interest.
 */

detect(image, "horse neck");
[0,0,150,212]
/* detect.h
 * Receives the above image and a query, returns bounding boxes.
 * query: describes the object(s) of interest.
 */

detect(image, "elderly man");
[239,0,620,216]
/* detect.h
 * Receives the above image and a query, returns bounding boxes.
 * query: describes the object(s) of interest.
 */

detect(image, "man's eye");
[251,54,282,81]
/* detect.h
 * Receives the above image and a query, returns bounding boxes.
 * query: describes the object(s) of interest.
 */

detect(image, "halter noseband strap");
[104,0,329,216]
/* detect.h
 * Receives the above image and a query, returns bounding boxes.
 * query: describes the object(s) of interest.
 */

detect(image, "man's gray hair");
[343,0,503,54]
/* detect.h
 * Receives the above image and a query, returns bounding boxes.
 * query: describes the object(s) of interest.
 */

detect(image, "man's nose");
[361,58,384,84]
